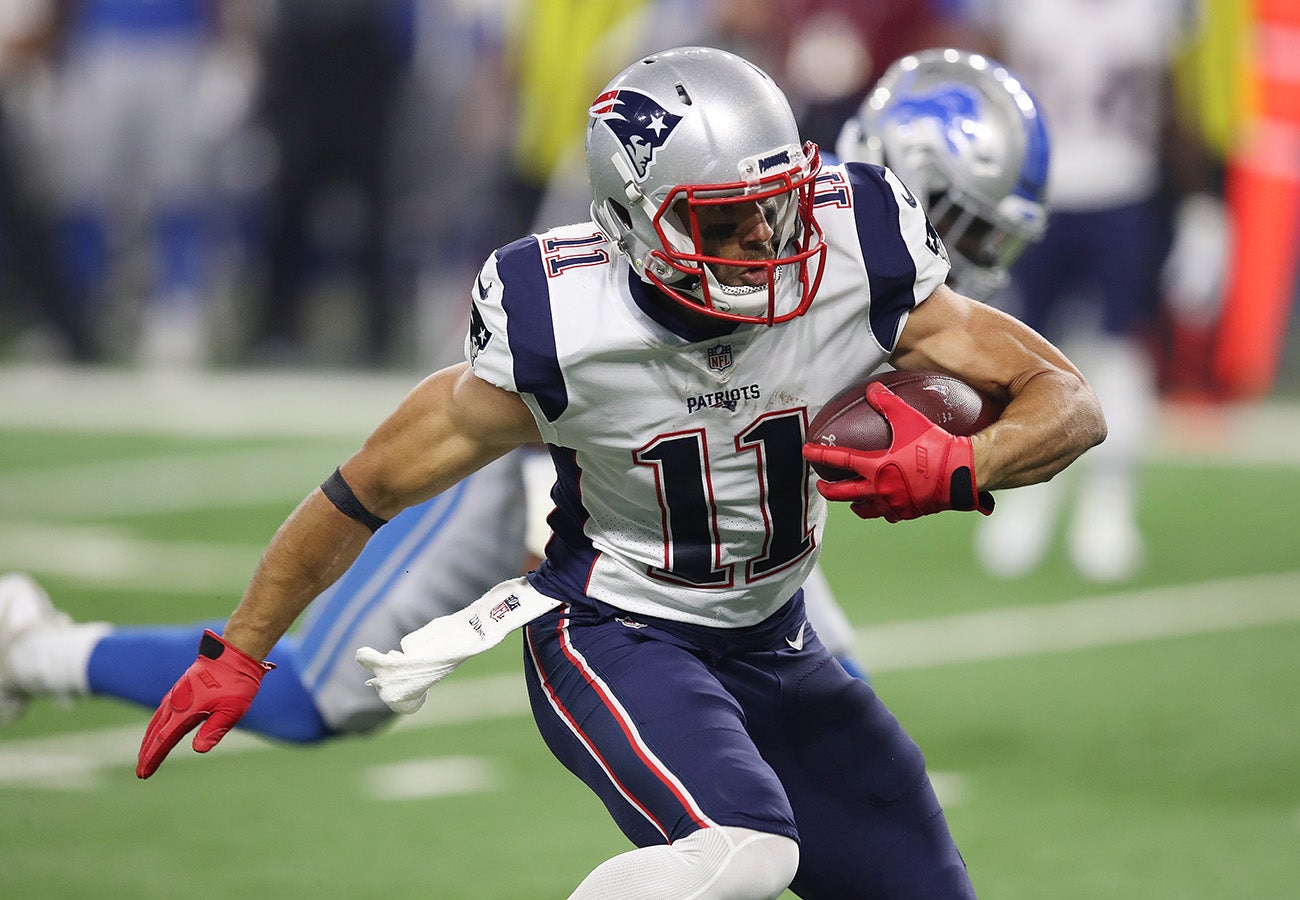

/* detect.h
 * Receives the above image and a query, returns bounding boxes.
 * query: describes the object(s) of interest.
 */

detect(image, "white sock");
[1068,335,1153,479]
[567,826,798,900]
[974,476,1066,578]
[8,623,111,695]
[1063,335,1151,580]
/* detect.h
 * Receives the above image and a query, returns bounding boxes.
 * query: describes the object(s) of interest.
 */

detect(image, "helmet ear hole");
[608,199,633,230]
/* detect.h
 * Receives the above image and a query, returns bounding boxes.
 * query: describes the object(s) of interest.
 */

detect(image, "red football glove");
[802,382,994,522]
[136,629,274,779]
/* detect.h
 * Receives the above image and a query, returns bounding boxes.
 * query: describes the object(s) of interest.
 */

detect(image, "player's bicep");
[447,361,541,441]
[342,364,538,518]
[890,283,1083,402]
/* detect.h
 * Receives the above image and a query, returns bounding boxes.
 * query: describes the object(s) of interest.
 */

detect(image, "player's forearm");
[972,369,1106,491]
[222,490,374,660]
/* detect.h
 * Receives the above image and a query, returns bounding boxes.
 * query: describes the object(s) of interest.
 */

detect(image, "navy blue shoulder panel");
[845,162,922,351]
[627,268,739,343]
[527,445,600,604]
[495,236,568,422]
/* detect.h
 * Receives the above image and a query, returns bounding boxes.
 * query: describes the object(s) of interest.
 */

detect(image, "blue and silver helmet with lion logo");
[837,48,1051,301]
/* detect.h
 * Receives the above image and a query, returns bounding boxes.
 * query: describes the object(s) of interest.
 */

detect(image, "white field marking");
[0,363,414,438]
[2,572,1299,792]
[851,570,1300,671]
[0,672,524,790]
[0,445,356,521]
[8,424,1291,535]
[362,756,501,801]
[0,523,262,593]
[1154,399,1300,467]
[928,772,968,809]
[4,362,1300,464]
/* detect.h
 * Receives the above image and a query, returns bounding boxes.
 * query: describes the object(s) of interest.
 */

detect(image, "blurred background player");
[955,0,1226,582]
[0,45,1054,739]
[0,3,101,363]
[1152,0,1239,399]
[242,0,415,369]
[39,0,251,367]
[835,47,1049,306]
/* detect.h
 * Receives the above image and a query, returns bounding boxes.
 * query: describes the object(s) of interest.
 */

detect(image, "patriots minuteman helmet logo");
[589,89,683,181]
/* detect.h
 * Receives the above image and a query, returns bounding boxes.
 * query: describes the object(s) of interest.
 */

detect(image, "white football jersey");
[970,0,1195,209]
[467,162,948,627]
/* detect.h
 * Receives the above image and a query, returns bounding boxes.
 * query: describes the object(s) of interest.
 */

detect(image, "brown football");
[806,370,1004,481]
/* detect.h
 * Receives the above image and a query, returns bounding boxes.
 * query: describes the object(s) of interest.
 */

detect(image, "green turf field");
[1,367,1298,898]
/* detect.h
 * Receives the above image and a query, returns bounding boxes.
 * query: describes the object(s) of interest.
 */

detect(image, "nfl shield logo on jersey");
[706,343,733,374]
[589,89,683,181]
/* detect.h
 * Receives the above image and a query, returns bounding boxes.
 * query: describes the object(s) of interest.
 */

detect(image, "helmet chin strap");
[684,258,791,316]
[700,265,784,313]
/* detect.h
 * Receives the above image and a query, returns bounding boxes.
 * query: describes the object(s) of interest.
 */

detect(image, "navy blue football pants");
[523,591,975,898]
[1009,197,1165,340]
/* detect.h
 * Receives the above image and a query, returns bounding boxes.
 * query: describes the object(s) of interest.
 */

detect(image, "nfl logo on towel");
[490,594,522,622]
[706,343,733,374]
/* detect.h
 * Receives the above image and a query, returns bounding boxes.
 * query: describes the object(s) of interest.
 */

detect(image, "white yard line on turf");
[4,363,1300,464]
[0,364,414,438]
[856,571,1300,671]
[0,523,262,593]
[362,756,503,801]
[0,445,357,521]
[1,570,1298,791]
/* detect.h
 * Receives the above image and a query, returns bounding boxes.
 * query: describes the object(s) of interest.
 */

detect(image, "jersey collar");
[626,269,742,344]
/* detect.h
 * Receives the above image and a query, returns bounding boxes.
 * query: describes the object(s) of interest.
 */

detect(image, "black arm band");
[320,468,389,533]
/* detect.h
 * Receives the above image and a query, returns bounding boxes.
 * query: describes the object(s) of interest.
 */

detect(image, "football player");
[835,47,1050,305]
[0,451,529,737]
[963,0,1212,582]
[0,48,1050,764]
[131,46,1102,898]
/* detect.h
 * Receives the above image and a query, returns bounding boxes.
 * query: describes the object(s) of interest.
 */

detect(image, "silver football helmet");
[837,48,1050,300]
[586,46,826,325]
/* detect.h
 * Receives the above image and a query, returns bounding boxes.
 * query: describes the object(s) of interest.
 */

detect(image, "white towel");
[355,576,560,714]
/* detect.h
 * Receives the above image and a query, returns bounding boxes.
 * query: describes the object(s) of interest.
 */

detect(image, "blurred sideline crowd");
[0,0,1294,406]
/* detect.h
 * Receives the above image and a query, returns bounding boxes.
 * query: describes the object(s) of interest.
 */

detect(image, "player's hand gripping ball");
[803,370,1003,521]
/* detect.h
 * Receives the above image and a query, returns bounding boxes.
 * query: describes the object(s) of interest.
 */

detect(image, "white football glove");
[1162,192,1231,322]
[355,576,560,714]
